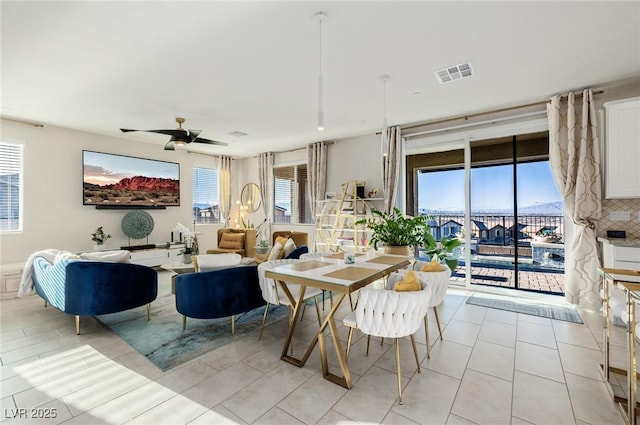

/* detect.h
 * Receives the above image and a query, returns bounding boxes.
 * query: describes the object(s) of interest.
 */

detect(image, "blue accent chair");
[286,245,309,259]
[32,257,158,334]
[174,265,266,334]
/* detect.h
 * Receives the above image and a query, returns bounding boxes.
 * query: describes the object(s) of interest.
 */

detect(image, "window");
[192,167,220,223]
[0,142,23,232]
[274,163,311,224]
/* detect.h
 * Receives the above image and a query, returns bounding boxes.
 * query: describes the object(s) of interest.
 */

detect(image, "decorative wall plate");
[122,210,154,240]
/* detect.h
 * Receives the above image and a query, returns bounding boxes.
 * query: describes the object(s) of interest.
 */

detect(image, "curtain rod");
[251,140,335,158]
[399,89,604,133]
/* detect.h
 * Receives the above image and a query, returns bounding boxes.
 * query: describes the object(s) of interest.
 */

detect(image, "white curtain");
[217,155,233,227]
[258,152,274,239]
[547,89,602,309]
[382,126,402,214]
[307,141,328,218]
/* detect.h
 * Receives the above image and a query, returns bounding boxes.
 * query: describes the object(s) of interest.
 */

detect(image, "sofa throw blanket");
[19,249,131,297]
[19,249,61,297]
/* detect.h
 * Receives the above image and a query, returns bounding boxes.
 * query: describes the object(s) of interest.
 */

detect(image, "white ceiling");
[2,1,639,158]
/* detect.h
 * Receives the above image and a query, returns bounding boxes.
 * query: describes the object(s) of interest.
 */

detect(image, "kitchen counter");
[598,237,640,247]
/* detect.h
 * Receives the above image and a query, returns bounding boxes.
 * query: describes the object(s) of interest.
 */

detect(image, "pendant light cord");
[317,16,325,130]
[383,77,387,130]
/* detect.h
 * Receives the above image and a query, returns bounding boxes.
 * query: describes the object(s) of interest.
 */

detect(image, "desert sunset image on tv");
[83,151,180,207]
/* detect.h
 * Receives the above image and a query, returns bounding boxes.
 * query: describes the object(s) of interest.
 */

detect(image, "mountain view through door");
[413,132,565,295]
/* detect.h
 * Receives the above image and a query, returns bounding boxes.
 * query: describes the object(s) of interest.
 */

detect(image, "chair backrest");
[33,256,157,315]
[388,268,451,308]
[285,245,309,259]
[272,231,308,248]
[355,284,432,338]
[174,266,264,319]
[32,256,74,309]
[216,228,257,258]
[299,252,330,260]
[193,253,242,272]
[257,258,300,305]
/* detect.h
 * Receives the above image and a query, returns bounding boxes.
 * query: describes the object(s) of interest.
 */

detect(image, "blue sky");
[418,161,562,211]
[83,151,179,186]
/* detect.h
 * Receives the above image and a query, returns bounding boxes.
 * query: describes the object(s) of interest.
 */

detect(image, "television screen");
[83,151,180,207]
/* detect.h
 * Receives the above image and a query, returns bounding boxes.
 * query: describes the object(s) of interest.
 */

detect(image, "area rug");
[95,286,290,371]
[466,293,583,324]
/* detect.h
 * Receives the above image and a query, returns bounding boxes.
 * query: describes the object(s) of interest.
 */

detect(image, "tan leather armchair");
[272,231,308,247]
[206,228,256,258]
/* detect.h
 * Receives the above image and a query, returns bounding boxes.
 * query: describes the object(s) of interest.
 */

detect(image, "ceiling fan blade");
[120,128,188,138]
[188,129,201,141]
[193,137,228,147]
[164,141,176,151]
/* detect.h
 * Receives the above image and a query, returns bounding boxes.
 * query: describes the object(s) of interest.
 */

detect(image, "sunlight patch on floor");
[13,344,243,424]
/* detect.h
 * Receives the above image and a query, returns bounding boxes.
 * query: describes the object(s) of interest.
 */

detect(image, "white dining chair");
[393,263,452,358]
[343,280,432,404]
[256,259,323,340]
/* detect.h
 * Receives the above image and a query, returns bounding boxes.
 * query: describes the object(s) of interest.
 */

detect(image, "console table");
[128,245,184,267]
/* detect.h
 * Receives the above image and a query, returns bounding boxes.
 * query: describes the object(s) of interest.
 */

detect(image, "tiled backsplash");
[600,198,640,238]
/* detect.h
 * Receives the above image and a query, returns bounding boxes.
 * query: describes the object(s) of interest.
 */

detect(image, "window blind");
[192,167,220,223]
[0,142,23,232]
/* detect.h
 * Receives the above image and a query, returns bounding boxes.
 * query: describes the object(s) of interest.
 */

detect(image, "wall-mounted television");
[83,150,180,208]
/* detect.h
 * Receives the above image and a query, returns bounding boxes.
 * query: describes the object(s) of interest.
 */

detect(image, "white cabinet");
[129,245,184,267]
[604,97,640,199]
[601,241,640,271]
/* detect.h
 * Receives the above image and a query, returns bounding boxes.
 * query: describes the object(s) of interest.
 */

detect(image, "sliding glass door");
[412,132,565,295]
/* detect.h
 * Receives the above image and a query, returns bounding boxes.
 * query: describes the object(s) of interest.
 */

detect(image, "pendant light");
[381,75,390,157]
[313,12,328,131]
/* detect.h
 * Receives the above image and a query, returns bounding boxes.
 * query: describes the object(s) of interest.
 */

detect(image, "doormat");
[466,293,583,324]
[95,286,291,371]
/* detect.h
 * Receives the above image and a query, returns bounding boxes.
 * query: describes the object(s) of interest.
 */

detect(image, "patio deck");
[449,265,565,295]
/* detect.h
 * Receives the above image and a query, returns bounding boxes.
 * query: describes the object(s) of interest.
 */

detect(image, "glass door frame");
[402,114,566,299]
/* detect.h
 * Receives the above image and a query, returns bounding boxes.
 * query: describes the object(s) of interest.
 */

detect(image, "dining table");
[264,251,411,389]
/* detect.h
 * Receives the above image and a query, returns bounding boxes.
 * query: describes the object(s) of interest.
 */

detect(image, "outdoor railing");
[423,214,564,246]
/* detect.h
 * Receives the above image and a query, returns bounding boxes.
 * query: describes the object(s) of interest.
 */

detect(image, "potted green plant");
[91,226,111,251]
[355,207,431,256]
[422,235,462,271]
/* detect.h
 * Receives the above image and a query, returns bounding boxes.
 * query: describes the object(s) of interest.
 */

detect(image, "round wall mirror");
[241,183,261,213]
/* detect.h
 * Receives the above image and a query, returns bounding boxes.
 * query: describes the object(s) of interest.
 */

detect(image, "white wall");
[0,120,386,265]
[235,133,385,248]
[13,82,634,265]
[0,122,232,264]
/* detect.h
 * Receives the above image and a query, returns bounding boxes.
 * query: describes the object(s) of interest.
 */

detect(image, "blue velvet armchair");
[32,256,158,334]
[174,265,266,334]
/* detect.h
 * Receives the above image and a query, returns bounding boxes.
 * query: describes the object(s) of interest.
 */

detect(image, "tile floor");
[0,270,633,425]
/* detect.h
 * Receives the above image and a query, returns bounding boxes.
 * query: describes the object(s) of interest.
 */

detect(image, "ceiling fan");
[120,117,228,151]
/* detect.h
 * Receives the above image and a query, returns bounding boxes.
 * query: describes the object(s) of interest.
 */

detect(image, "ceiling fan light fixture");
[120,117,228,150]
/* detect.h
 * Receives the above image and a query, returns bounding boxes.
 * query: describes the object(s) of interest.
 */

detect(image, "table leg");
[278,282,306,360]
[278,284,353,389]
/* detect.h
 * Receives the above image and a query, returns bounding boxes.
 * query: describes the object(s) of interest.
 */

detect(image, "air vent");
[435,62,473,84]
[229,131,248,137]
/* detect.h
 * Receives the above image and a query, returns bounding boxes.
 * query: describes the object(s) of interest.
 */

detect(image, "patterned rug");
[466,293,583,324]
[95,280,289,371]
